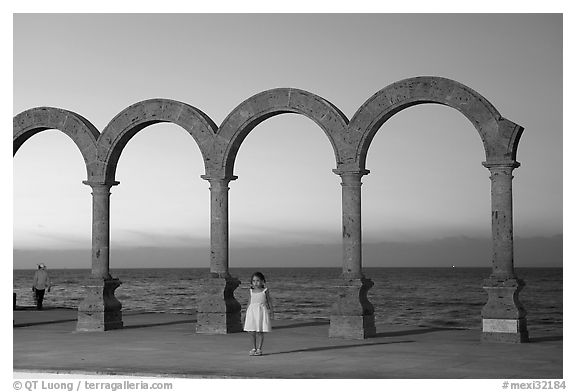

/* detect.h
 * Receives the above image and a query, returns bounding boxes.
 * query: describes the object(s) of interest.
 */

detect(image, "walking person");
[32,263,51,310]
[244,272,274,356]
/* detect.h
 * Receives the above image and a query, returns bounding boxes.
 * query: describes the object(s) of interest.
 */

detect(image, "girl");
[243,272,274,356]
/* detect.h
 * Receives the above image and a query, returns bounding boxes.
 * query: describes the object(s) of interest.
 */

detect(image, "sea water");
[13,267,562,333]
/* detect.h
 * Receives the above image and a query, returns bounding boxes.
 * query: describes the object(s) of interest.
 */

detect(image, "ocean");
[14,267,562,334]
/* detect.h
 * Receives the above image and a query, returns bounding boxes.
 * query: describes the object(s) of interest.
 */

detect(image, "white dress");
[243,288,272,332]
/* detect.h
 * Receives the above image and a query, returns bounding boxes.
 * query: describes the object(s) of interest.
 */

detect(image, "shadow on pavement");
[375,327,463,338]
[529,336,563,343]
[274,320,330,330]
[265,340,415,355]
[14,319,77,328]
[13,310,195,329]
[123,320,196,329]
[14,306,75,311]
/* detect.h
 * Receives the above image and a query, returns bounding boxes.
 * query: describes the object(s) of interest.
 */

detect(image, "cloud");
[14,230,90,249]
[229,223,339,246]
[13,235,562,269]
[112,229,209,248]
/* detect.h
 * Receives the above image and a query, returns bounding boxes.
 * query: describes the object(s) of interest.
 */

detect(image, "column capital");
[200,175,238,183]
[333,169,370,187]
[82,180,120,189]
[482,160,521,170]
[332,169,370,177]
[483,161,520,181]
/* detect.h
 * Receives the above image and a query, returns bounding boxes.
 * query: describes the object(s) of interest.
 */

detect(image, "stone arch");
[348,76,524,171]
[96,99,218,183]
[13,107,100,176]
[213,88,349,178]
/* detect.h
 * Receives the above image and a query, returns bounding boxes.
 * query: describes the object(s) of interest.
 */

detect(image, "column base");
[77,310,123,332]
[76,277,123,332]
[196,312,243,334]
[329,277,376,339]
[481,275,529,343]
[329,315,376,339]
[481,318,529,343]
[196,276,242,334]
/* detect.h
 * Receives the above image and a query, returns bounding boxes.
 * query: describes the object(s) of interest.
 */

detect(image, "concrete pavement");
[13,308,562,379]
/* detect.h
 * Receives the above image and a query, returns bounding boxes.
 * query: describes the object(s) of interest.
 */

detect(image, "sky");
[11,13,563,269]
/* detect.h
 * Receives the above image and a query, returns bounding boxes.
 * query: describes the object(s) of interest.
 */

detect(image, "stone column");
[481,162,528,343]
[196,176,242,334]
[76,181,123,332]
[329,170,376,339]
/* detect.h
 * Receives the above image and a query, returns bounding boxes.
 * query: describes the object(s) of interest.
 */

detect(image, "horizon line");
[12,233,564,251]
[13,266,562,271]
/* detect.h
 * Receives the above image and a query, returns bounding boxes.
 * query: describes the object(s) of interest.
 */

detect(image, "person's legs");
[248,332,257,354]
[257,332,264,351]
[36,289,45,310]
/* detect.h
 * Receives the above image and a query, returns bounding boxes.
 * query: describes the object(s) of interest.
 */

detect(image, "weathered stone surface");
[201,176,237,275]
[329,315,376,339]
[98,99,217,183]
[84,181,119,279]
[331,277,374,315]
[474,161,529,342]
[77,278,123,332]
[482,276,527,319]
[483,318,523,333]
[483,163,520,277]
[481,331,529,344]
[196,312,242,334]
[216,88,347,178]
[349,76,522,170]
[13,108,99,173]
[14,77,523,186]
[482,317,529,343]
[481,275,529,343]
[336,171,369,277]
[196,277,242,334]
[330,277,375,339]
[14,77,526,342]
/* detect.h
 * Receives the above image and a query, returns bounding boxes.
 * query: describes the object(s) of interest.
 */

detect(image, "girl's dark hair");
[250,272,266,288]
